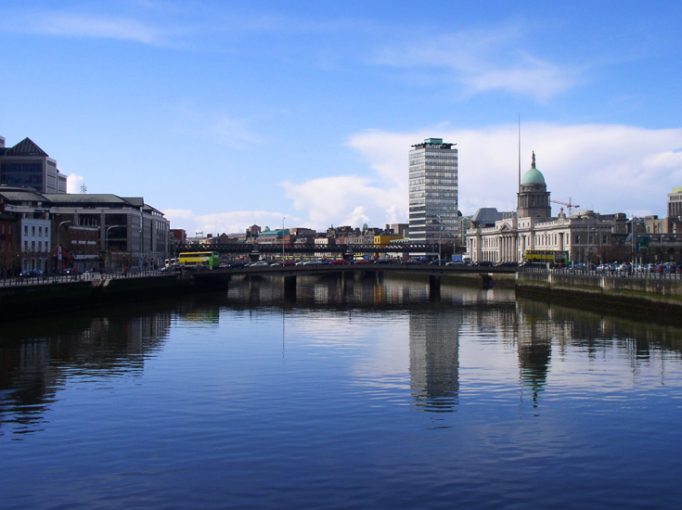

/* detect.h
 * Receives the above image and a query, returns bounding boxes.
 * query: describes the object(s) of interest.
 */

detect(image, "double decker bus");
[177,251,221,270]
[523,250,569,266]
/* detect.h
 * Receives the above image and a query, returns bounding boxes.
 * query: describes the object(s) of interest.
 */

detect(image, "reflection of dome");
[521,151,546,186]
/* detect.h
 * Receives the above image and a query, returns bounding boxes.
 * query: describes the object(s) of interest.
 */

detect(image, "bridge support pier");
[248,276,260,304]
[429,274,441,301]
[283,275,297,302]
[339,271,353,300]
[480,273,494,289]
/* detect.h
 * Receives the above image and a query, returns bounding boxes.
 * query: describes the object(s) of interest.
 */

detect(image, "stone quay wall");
[516,270,682,318]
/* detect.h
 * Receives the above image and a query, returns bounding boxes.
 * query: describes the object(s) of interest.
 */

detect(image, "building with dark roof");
[0,136,67,193]
[0,188,169,274]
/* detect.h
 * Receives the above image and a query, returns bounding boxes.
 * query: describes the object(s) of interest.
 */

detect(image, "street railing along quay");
[0,270,166,288]
[520,266,682,280]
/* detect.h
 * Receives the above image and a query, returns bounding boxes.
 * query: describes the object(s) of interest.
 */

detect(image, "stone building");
[0,188,169,274]
[467,153,628,265]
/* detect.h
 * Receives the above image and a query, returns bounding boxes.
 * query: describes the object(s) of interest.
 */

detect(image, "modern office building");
[408,138,458,243]
[668,186,682,219]
[0,136,67,194]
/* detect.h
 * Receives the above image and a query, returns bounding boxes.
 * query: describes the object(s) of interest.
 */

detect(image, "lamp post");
[282,217,286,262]
[56,220,72,274]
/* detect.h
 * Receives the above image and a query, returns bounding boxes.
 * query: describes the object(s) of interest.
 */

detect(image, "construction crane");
[551,197,580,214]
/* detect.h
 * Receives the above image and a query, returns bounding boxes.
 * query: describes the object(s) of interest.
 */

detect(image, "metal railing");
[0,269,166,287]
[520,266,682,280]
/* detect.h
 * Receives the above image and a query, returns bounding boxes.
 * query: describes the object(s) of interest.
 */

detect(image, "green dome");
[673,186,682,193]
[521,167,546,186]
[521,151,546,186]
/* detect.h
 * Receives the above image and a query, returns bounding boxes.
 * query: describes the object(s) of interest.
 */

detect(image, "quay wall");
[516,271,682,318]
[0,274,183,320]
[3,269,678,322]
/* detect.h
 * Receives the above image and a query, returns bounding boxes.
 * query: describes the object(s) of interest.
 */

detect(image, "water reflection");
[409,309,461,412]
[3,275,682,439]
[0,296,227,437]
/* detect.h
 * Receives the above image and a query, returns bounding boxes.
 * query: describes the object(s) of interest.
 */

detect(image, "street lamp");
[282,216,286,261]
[56,220,72,274]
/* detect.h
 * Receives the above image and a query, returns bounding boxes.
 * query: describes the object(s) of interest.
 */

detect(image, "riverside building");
[0,188,169,274]
[408,138,458,244]
[467,152,628,265]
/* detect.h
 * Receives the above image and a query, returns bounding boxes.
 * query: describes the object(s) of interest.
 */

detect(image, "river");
[2,274,682,509]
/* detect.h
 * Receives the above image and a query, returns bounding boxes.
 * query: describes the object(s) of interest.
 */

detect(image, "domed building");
[517,152,551,219]
[467,152,628,265]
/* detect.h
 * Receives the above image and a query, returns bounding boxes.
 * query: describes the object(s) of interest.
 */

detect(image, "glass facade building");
[408,138,458,243]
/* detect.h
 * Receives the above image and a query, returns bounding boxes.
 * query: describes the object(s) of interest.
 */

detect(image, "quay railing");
[520,266,682,281]
[0,269,166,288]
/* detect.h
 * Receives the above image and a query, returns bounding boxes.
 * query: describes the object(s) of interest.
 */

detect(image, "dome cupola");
[521,151,546,186]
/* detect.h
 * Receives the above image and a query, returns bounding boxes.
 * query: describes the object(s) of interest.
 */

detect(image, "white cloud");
[27,13,171,45]
[339,123,682,220]
[66,173,85,193]
[374,26,578,102]
[163,208,301,236]
[282,175,403,229]
[166,123,682,233]
[169,103,262,148]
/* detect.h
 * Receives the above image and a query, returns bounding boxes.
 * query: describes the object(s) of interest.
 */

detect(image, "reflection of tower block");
[517,322,552,405]
[409,310,462,410]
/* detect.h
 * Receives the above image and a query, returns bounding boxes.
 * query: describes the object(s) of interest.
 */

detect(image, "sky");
[1,0,681,235]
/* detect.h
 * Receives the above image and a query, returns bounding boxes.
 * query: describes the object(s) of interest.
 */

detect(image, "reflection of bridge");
[202,264,515,276]
[178,242,448,255]
[192,263,516,300]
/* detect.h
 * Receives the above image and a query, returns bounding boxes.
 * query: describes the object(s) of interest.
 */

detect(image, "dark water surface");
[2,275,682,509]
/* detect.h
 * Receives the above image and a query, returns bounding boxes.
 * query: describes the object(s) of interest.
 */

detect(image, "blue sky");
[1,0,681,234]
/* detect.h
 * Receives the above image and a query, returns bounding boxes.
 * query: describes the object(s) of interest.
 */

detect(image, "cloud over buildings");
[164,122,682,233]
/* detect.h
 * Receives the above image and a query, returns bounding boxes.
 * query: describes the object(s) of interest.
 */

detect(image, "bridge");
[188,262,516,300]
[177,242,452,257]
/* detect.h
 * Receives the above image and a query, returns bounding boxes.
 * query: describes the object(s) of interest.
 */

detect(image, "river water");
[2,274,682,509]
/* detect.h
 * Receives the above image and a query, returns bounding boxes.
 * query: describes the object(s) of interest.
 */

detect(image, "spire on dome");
[531,151,536,169]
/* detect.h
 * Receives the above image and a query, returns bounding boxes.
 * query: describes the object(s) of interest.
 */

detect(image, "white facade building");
[20,217,51,273]
[409,138,458,243]
[467,153,627,265]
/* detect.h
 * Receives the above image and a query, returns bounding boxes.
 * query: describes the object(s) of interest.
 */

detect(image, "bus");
[177,251,221,270]
[523,250,569,266]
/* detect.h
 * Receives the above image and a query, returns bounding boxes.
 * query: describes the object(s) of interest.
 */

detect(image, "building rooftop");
[411,137,455,150]
[2,137,49,157]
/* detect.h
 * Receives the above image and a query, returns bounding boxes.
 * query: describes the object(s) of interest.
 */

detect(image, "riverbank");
[516,270,682,324]
[2,268,679,323]
[0,273,185,320]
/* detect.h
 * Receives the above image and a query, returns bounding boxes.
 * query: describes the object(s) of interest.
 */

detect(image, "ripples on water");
[1,274,682,509]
